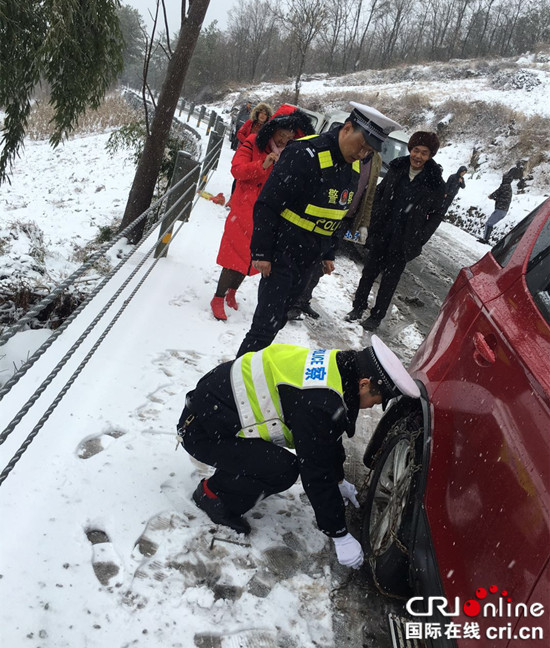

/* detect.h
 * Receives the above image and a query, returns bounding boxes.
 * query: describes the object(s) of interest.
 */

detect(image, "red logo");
[464,584,511,617]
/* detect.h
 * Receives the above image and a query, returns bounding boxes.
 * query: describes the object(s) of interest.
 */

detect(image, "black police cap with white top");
[348,102,402,152]
[357,335,420,410]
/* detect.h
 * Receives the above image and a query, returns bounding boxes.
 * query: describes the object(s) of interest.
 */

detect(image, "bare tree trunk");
[475,0,496,56]
[354,0,379,71]
[412,8,429,59]
[500,1,521,56]
[448,0,471,60]
[120,0,210,243]
[342,0,363,72]
[461,0,484,57]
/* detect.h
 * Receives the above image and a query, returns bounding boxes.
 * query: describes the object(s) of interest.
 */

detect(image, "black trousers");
[294,262,324,308]
[181,410,299,515]
[352,248,407,320]
[236,254,317,357]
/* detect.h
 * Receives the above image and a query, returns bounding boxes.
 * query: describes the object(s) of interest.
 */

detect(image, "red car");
[361,198,550,647]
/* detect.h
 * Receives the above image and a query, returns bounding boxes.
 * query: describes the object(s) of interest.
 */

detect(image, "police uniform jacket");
[250,128,360,267]
[182,350,362,537]
[368,155,445,261]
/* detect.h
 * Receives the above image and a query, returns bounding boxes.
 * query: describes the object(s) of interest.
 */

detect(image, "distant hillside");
[215,51,550,192]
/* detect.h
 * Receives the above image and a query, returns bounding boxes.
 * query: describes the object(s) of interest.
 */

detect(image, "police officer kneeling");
[177,336,420,569]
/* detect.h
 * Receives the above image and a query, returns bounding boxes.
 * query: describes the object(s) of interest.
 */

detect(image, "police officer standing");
[236,103,401,357]
[177,336,420,569]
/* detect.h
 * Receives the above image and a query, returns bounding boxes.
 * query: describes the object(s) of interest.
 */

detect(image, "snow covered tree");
[0,0,124,184]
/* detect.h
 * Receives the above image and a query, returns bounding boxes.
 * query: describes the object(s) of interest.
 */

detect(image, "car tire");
[361,429,422,598]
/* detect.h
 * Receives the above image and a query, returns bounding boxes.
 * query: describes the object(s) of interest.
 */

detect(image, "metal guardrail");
[178,97,227,134]
[0,122,226,486]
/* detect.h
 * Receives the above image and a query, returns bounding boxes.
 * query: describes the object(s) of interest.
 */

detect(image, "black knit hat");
[408,131,440,157]
[255,110,315,151]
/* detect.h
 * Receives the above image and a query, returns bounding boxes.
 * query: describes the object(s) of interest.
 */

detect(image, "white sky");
[124,0,239,32]
[0,61,548,647]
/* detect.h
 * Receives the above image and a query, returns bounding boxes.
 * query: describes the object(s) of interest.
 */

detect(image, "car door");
[423,208,550,643]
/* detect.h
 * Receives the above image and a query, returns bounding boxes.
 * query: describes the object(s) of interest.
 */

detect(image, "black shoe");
[192,480,251,535]
[287,307,303,321]
[361,316,381,331]
[300,303,320,319]
[345,307,363,322]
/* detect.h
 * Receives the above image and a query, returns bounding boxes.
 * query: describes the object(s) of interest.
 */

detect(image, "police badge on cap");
[357,335,420,409]
[348,102,402,152]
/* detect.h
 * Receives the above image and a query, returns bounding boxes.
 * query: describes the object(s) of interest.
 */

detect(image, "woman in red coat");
[211,111,314,320]
[236,102,273,147]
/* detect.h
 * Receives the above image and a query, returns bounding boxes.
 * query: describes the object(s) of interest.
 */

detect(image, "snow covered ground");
[1,62,549,647]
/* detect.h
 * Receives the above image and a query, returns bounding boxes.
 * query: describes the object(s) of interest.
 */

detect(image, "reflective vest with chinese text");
[230,344,344,449]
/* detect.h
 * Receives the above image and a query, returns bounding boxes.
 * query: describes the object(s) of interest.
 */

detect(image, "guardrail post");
[187,101,195,122]
[214,116,226,137]
[198,129,223,192]
[155,151,200,258]
[178,98,186,116]
[206,110,216,135]
[196,105,206,128]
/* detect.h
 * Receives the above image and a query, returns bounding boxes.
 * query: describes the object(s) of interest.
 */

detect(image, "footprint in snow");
[76,428,125,459]
[153,348,204,374]
[134,511,189,558]
[169,289,199,306]
[86,528,123,587]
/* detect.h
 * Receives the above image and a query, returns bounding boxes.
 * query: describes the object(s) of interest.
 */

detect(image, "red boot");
[226,289,239,310]
[210,295,227,321]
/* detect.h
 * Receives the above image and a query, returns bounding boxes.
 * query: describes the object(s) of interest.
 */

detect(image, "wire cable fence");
[0,124,225,486]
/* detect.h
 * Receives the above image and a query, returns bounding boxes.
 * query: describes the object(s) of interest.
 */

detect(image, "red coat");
[236,119,261,145]
[216,134,272,275]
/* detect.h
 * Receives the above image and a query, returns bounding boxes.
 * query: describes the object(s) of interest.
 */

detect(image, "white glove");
[358,226,369,245]
[332,533,364,569]
[339,479,360,508]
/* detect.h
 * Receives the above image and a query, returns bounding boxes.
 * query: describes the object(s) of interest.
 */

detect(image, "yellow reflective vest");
[230,344,344,449]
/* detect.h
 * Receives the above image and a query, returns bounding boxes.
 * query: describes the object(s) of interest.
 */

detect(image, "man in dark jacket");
[478,174,513,244]
[442,165,467,213]
[287,148,384,321]
[177,336,420,569]
[346,131,445,331]
[236,103,401,357]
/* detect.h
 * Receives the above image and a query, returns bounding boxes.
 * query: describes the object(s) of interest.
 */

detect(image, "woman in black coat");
[442,165,467,212]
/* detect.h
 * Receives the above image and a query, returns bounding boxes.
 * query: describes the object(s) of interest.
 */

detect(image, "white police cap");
[358,335,420,409]
[348,102,402,152]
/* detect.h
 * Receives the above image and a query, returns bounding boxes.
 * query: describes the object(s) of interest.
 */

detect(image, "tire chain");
[367,422,423,600]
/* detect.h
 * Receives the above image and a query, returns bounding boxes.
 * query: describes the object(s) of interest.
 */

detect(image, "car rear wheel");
[361,429,422,598]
